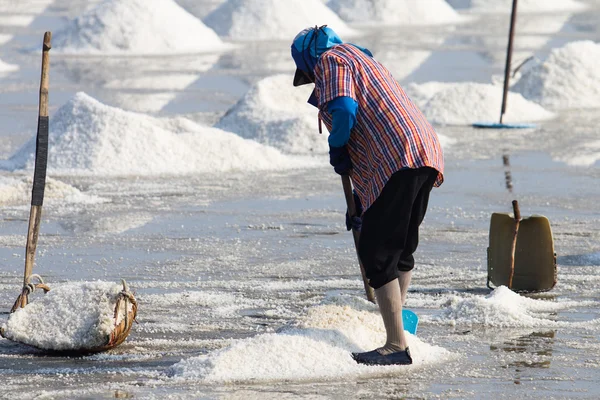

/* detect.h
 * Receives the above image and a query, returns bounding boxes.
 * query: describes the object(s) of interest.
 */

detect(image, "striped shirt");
[314,43,444,212]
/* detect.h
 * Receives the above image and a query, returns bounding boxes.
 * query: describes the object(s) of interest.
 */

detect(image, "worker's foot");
[351,347,412,366]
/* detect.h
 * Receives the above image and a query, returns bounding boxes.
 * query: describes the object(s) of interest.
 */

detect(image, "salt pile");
[1,281,126,351]
[216,74,328,154]
[5,92,310,176]
[169,297,454,382]
[406,81,555,125]
[0,175,106,206]
[52,0,224,55]
[327,0,464,25]
[204,0,356,41]
[512,41,600,110]
[446,0,587,13]
[434,286,582,328]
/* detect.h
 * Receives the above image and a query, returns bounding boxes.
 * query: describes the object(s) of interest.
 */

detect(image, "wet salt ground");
[1,145,599,399]
[1,1,600,399]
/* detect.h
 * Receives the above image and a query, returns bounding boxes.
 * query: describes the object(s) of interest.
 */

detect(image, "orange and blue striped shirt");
[314,43,444,211]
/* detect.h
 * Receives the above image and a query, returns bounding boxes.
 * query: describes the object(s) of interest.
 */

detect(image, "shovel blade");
[488,213,557,292]
[403,309,419,335]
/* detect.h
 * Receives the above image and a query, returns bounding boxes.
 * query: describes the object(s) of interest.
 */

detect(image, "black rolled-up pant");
[358,167,438,290]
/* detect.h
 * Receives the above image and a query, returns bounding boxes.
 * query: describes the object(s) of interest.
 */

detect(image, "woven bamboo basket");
[1,279,138,354]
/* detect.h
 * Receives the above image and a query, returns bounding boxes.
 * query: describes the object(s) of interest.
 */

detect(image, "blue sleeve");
[326,96,358,147]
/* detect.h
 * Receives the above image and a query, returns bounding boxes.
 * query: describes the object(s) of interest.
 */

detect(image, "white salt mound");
[217,74,328,154]
[170,298,454,382]
[512,41,600,110]
[52,0,224,55]
[1,281,125,351]
[7,92,309,176]
[406,81,555,125]
[553,139,600,167]
[327,0,464,25]
[204,0,356,41]
[0,58,18,74]
[435,286,580,328]
[446,0,587,13]
[0,175,106,205]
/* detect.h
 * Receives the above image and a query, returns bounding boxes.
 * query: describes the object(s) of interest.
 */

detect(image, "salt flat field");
[1,0,600,399]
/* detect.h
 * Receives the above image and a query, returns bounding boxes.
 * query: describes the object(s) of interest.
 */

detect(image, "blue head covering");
[291,25,343,86]
[291,26,373,86]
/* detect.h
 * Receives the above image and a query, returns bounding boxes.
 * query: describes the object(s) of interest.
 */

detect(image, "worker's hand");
[345,191,363,231]
[329,145,352,175]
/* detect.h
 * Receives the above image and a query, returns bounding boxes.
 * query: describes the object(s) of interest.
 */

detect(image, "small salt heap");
[204,0,356,41]
[52,0,224,54]
[0,58,18,75]
[512,41,600,110]
[0,175,106,206]
[406,81,555,125]
[1,281,131,351]
[216,74,328,154]
[6,92,308,176]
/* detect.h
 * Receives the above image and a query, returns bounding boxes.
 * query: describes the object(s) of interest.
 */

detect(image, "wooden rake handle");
[13,32,52,312]
[508,199,521,289]
[341,175,376,303]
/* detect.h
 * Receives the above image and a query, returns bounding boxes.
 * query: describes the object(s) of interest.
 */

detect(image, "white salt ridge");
[0,34,12,46]
[406,81,555,125]
[1,281,124,351]
[446,0,587,13]
[0,15,34,27]
[170,299,454,382]
[0,0,53,14]
[432,286,595,328]
[141,290,247,317]
[553,140,600,167]
[0,58,18,74]
[512,41,600,110]
[6,92,312,176]
[327,0,464,25]
[52,0,225,55]
[0,175,107,205]
[217,74,328,154]
[204,0,357,41]
[60,212,153,235]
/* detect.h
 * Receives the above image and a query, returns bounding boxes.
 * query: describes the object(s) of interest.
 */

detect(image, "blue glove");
[329,145,352,175]
[345,191,363,231]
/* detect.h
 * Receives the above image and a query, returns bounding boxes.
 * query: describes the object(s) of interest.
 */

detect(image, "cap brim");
[293,69,312,86]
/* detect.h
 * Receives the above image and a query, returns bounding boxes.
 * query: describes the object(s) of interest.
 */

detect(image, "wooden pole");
[500,0,519,124]
[341,175,376,303]
[12,32,51,312]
